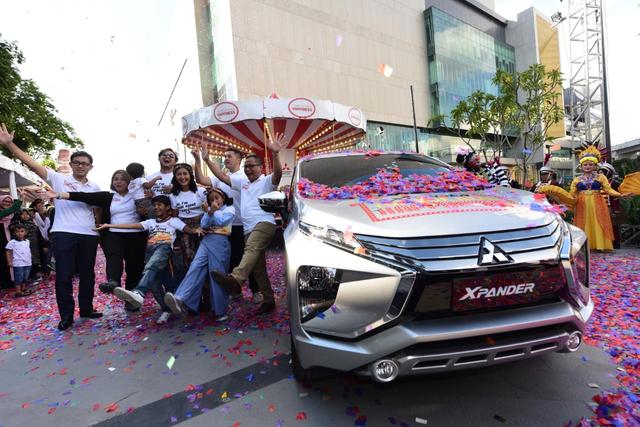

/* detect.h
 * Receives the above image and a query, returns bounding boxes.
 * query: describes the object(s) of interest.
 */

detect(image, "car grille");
[354,219,562,272]
[404,264,566,319]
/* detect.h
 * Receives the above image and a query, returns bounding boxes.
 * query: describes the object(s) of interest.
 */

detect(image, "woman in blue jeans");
[164,188,234,320]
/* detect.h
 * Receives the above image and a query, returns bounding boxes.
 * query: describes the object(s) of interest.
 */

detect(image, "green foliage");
[612,157,640,178]
[0,35,83,158]
[40,155,57,170]
[620,197,640,225]
[448,64,564,183]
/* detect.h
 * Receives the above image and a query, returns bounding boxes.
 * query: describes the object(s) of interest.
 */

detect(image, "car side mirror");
[259,191,288,213]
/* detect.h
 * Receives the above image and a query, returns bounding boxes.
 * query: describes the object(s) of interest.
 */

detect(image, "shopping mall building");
[193,0,566,175]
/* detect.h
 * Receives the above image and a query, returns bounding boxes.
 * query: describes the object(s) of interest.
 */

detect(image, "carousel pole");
[263,119,271,174]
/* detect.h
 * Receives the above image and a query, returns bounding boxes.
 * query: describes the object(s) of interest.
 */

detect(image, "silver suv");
[266,152,592,382]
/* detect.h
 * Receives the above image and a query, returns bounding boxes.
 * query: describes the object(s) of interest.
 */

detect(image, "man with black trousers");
[0,123,101,331]
[193,147,263,304]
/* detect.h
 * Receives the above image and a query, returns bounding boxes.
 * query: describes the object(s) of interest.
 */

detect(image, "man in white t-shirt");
[0,123,101,331]
[146,148,178,197]
[193,147,262,304]
[208,133,285,315]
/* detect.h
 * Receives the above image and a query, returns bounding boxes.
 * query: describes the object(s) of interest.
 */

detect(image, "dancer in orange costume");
[570,145,627,251]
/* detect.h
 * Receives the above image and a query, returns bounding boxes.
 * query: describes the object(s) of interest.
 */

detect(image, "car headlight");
[568,224,587,259]
[299,221,364,253]
[297,266,341,322]
[566,223,589,305]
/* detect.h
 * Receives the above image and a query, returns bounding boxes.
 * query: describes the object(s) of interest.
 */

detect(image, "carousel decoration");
[181,98,367,172]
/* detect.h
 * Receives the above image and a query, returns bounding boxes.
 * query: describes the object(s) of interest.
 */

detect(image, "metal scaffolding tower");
[567,0,608,168]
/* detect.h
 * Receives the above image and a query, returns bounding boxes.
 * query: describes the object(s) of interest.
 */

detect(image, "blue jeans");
[175,234,230,315]
[13,266,31,284]
[134,244,172,311]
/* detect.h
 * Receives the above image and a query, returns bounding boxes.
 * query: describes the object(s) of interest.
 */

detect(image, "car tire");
[290,336,333,381]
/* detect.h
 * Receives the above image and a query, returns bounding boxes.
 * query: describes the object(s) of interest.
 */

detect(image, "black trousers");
[100,231,147,290]
[229,225,259,293]
[51,232,99,319]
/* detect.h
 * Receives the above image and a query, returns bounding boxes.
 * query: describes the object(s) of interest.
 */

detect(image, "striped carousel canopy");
[181,98,367,160]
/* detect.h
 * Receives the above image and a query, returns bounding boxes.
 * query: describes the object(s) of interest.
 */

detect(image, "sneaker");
[251,292,264,304]
[164,293,185,315]
[113,287,144,309]
[99,281,119,294]
[216,314,229,322]
[156,312,171,325]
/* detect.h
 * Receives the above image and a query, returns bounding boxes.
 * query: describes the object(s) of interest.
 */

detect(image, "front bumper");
[293,300,593,374]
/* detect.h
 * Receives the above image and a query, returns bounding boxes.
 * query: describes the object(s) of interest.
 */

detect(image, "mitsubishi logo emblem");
[478,238,512,266]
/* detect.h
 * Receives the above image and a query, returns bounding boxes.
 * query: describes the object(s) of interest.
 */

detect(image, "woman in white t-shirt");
[169,163,206,276]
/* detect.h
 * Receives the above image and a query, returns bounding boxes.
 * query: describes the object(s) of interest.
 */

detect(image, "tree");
[448,64,564,183]
[498,64,564,184]
[0,35,83,158]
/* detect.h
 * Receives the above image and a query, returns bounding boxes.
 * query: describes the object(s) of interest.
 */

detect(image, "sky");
[1,0,638,188]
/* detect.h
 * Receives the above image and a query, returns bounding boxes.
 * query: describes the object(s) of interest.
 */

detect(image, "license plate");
[452,269,562,312]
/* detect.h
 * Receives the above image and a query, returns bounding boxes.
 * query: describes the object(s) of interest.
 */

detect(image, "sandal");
[22,289,34,295]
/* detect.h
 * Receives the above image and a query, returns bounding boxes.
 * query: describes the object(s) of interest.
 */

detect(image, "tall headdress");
[577,144,602,165]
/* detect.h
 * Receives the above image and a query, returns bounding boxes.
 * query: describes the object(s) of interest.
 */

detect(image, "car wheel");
[290,336,332,381]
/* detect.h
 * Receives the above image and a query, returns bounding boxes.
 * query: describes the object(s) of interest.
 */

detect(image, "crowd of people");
[1,117,635,331]
[0,123,285,331]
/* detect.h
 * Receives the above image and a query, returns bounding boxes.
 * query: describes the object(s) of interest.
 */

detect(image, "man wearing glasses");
[0,124,102,331]
[147,148,178,197]
[207,133,285,315]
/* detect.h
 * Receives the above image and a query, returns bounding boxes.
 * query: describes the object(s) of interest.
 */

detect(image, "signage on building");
[348,108,362,127]
[213,102,240,123]
[287,98,316,118]
[57,149,72,174]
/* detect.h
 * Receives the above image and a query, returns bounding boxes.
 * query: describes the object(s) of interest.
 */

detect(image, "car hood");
[297,187,558,238]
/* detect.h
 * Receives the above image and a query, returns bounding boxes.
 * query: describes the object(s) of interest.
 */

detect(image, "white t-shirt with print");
[146,171,174,197]
[230,174,276,234]
[141,217,186,245]
[209,170,244,226]
[47,169,101,236]
[170,187,207,218]
[110,192,141,233]
[128,177,148,200]
[6,239,32,267]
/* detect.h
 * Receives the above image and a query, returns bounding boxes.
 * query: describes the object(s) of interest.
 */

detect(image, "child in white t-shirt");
[5,224,32,297]
[126,163,161,218]
[95,195,204,324]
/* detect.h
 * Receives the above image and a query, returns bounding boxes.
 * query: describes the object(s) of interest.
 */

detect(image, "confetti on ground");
[166,356,176,370]
[572,251,640,425]
[493,414,506,423]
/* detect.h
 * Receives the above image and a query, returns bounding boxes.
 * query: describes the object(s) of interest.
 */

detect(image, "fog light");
[565,331,583,352]
[370,359,399,383]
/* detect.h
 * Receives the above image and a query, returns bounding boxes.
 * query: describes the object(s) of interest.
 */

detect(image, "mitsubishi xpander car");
[264,151,592,382]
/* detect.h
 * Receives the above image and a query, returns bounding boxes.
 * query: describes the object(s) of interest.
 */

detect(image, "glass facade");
[356,122,431,153]
[356,122,481,165]
[209,0,238,101]
[424,7,516,126]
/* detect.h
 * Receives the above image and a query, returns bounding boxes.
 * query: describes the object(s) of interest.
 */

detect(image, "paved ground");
[0,249,634,427]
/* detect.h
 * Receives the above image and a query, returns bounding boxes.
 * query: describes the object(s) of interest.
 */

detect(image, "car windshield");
[297,153,494,200]
[299,153,449,187]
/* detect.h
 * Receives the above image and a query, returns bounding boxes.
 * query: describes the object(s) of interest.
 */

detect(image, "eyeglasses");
[161,154,176,158]
[243,164,261,169]
[70,161,91,167]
